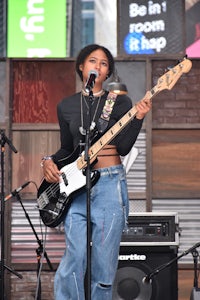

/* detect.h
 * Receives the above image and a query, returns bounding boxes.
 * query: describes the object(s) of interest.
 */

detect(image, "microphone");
[5,181,30,201]
[85,70,98,93]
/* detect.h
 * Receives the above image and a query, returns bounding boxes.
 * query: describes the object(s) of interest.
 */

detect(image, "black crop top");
[53,91,143,165]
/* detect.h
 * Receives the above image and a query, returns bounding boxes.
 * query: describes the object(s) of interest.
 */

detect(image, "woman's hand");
[135,91,152,120]
[42,159,61,183]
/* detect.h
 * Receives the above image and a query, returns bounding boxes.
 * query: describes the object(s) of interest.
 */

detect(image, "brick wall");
[11,271,55,300]
[152,59,200,127]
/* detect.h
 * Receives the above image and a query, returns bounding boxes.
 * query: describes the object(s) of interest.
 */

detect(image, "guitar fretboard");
[77,105,138,169]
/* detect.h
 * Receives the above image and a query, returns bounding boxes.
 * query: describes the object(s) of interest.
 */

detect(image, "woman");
[41,44,151,300]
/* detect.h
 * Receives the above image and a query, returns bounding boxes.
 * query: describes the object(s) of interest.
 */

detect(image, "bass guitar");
[37,58,192,227]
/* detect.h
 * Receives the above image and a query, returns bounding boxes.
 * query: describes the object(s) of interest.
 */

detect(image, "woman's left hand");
[135,91,152,120]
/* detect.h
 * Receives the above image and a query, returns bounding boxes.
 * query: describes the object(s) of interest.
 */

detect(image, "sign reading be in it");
[7,0,67,58]
[118,0,185,55]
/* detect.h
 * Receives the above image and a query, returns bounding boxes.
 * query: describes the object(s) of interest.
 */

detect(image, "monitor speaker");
[113,245,178,300]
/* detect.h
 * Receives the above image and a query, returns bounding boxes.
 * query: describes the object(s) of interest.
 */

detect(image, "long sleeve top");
[52,91,143,167]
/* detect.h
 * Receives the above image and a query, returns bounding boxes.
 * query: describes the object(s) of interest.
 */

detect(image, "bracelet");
[40,156,52,167]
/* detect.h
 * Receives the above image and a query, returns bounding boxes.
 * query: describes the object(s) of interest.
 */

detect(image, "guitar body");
[37,156,100,227]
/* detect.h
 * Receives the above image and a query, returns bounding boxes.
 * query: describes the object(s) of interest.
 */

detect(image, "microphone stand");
[190,248,200,300]
[143,242,200,284]
[0,130,21,299]
[14,192,53,300]
[84,89,94,300]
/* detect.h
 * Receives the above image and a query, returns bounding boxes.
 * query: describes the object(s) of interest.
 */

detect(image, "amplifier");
[121,212,179,246]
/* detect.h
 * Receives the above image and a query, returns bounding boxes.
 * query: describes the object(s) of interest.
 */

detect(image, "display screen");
[7,0,67,58]
[118,0,185,55]
[186,0,200,57]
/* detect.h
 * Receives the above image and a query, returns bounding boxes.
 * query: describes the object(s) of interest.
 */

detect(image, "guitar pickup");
[61,173,68,186]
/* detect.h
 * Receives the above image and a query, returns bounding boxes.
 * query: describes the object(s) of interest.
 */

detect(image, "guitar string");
[40,105,132,203]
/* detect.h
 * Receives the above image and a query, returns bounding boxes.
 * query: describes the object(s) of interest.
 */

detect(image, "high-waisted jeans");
[54,164,129,300]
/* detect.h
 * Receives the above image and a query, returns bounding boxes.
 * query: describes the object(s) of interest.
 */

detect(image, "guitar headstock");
[155,58,192,92]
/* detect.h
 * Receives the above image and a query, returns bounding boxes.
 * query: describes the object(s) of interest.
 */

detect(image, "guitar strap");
[97,91,117,134]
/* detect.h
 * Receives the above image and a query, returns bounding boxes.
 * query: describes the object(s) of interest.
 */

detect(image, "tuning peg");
[165,66,173,72]
[177,55,188,65]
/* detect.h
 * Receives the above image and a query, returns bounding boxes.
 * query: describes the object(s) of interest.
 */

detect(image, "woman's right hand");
[42,159,61,183]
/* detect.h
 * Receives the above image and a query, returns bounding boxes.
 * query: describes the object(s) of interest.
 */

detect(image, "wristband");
[40,155,52,167]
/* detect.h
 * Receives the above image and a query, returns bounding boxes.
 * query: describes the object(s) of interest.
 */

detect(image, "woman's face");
[79,49,110,86]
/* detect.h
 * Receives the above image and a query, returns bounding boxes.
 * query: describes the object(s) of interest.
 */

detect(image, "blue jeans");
[54,164,129,300]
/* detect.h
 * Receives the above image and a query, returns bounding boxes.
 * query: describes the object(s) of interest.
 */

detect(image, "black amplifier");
[121,212,179,246]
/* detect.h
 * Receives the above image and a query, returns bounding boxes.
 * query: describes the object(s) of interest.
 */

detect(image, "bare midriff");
[93,145,121,169]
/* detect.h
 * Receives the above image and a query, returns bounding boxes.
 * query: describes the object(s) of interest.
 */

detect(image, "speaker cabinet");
[113,245,178,300]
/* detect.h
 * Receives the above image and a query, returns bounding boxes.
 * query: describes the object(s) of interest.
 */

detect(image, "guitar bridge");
[56,192,67,210]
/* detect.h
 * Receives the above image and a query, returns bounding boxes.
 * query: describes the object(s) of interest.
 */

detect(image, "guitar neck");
[77,105,138,169]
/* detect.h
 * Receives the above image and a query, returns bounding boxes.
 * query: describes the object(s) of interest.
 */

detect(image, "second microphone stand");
[190,248,200,300]
[15,192,53,300]
[144,242,200,285]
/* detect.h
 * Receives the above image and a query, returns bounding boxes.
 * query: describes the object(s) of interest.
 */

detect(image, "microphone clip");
[142,274,153,285]
[4,181,31,201]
